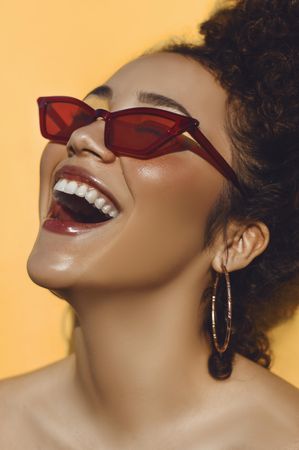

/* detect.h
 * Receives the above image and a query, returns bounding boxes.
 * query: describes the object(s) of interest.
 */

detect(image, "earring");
[211,263,232,354]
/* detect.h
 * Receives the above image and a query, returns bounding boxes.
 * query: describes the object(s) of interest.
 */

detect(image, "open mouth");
[43,191,115,235]
[49,191,113,224]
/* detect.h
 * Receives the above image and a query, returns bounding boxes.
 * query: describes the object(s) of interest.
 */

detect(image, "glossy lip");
[53,164,122,213]
[42,216,112,235]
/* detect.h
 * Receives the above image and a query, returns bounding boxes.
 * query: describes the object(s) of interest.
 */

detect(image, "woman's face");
[27,52,232,294]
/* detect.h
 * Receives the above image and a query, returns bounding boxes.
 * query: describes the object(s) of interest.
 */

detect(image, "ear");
[211,221,270,273]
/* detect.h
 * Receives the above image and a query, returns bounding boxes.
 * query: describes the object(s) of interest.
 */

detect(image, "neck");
[70,269,214,437]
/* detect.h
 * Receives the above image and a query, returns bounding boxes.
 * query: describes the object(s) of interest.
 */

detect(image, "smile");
[42,177,120,236]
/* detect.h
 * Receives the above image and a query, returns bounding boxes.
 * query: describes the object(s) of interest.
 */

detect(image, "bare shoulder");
[233,352,299,407]
[0,354,75,449]
[229,353,299,449]
[0,353,75,405]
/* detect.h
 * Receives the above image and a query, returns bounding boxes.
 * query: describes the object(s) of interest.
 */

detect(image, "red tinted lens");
[45,101,94,140]
[108,113,176,151]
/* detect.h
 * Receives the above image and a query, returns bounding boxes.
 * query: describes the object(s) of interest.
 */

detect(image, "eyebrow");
[84,84,192,117]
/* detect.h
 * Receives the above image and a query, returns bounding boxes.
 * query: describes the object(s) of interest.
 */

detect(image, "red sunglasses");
[37,96,245,195]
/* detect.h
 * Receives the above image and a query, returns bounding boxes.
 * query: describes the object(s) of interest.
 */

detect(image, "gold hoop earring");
[211,263,232,354]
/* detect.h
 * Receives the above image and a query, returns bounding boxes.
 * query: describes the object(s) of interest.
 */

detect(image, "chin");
[26,261,70,293]
[26,246,76,293]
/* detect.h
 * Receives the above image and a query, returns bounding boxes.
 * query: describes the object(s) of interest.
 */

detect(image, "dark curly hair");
[149,0,299,380]
[69,0,299,381]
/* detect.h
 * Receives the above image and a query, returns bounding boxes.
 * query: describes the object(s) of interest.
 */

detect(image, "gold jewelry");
[211,263,232,354]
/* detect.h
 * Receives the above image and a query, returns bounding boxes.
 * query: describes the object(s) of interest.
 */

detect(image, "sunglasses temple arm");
[188,127,245,196]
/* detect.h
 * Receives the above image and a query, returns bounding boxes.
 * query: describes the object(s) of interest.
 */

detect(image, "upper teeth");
[53,178,119,218]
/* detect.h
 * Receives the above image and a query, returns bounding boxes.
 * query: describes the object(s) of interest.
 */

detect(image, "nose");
[66,119,116,163]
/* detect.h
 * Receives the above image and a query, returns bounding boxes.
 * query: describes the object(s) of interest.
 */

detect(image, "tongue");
[48,199,76,221]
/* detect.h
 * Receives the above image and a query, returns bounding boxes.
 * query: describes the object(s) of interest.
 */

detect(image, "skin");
[1,52,299,450]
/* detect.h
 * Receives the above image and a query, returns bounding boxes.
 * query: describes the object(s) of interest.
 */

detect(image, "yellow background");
[0,0,298,387]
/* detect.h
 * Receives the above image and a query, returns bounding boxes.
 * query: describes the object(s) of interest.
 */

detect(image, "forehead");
[104,52,228,123]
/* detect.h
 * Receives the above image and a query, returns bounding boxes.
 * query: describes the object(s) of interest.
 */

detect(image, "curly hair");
[147,0,299,380]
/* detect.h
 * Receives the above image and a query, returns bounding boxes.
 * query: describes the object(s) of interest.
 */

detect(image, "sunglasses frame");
[37,96,245,196]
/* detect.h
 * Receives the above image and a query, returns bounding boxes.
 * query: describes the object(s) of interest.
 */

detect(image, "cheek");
[128,152,221,229]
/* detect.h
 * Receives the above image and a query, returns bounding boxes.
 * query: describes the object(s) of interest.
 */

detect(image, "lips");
[42,163,121,236]
[53,164,121,213]
[42,210,111,235]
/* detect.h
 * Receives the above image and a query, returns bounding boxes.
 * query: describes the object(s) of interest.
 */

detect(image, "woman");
[1,0,299,448]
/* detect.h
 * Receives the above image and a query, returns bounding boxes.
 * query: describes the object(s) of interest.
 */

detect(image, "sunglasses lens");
[41,101,190,155]
[44,101,93,140]
[108,113,176,151]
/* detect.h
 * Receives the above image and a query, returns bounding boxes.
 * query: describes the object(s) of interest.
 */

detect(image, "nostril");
[67,145,75,157]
